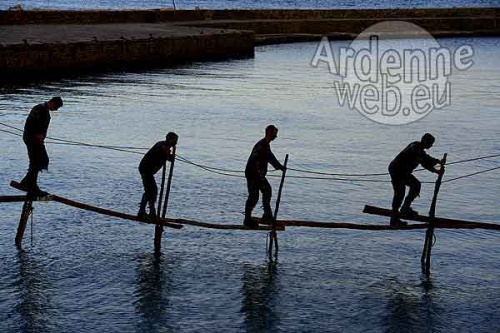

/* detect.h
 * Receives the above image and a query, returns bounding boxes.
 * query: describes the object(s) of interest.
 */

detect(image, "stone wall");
[0,30,254,82]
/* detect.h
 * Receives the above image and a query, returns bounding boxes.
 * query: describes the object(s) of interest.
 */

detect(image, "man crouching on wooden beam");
[138,132,178,220]
[388,133,444,226]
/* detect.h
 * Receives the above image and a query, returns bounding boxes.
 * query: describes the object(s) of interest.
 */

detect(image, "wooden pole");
[421,153,447,275]
[269,154,288,259]
[162,146,176,219]
[15,198,33,248]
[156,162,167,217]
[154,147,176,253]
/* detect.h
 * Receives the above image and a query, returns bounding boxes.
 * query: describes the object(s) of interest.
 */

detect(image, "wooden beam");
[10,181,183,230]
[9,181,281,231]
[0,195,53,203]
[363,205,500,230]
[171,218,285,231]
[275,219,428,230]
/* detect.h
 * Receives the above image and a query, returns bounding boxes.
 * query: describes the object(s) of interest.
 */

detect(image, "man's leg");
[23,142,46,195]
[261,177,273,222]
[401,174,421,215]
[390,174,407,226]
[142,173,158,218]
[244,176,259,227]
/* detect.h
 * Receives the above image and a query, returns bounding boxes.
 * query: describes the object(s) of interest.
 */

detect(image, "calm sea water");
[0,38,499,332]
[1,0,499,10]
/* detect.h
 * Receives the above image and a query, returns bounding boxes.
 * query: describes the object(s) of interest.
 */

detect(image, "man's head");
[166,132,178,146]
[265,125,279,142]
[421,133,435,149]
[47,97,63,111]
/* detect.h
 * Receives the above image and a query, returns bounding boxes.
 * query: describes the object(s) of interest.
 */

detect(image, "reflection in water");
[15,250,52,333]
[134,253,173,333]
[385,277,439,333]
[240,261,281,332]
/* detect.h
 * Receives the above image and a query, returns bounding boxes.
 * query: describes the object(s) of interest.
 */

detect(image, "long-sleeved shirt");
[389,141,440,175]
[139,141,173,175]
[23,103,50,143]
[245,138,282,178]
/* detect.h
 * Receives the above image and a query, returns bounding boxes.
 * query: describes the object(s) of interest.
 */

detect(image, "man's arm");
[421,152,442,173]
[268,149,285,171]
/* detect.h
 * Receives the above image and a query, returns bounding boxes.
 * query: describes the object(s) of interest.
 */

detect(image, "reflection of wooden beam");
[10,181,183,230]
[364,205,500,230]
[0,195,53,203]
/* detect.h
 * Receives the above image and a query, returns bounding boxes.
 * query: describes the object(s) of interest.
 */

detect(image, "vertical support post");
[268,154,288,259]
[154,147,176,254]
[15,198,33,248]
[421,153,447,275]
[156,163,167,217]
[172,0,177,10]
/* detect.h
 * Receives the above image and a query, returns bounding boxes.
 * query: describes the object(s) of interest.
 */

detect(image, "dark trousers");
[141,173,158,204]
[245,175,272,217]
[390,172,421,212]
[26,141,49,172]
[22,141,49,192]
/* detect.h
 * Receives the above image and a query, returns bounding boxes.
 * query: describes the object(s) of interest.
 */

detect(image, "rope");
[287,166,389,177]
[443,166,500,183]
[1,121,499,184]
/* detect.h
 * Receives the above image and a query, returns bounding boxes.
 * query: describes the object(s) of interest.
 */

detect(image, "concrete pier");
[0,8,498,81]
[0,23,254,81]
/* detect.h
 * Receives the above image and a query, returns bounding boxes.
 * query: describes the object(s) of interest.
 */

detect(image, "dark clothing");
[390,173,421,211]
[245,175,272,217]
[389,141,439,176]
[23,103,51,172]
[389,141,439,211]
[26,140,49,172]
[139,141,173,204]
[23,103,51,143]
[245,139,283,178]
[141,173,158,203]
[245,138,283,219]
[139,141,173,176]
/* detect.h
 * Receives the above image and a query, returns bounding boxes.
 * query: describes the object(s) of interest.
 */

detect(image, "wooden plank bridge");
[2,150,499,275]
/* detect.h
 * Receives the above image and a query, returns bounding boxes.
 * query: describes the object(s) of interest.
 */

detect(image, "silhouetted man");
[244,125,285,228]
[20,96,63,196]
[138,132,178,219]
[389,133,444,226]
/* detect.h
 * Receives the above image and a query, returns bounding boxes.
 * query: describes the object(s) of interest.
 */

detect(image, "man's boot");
[20,173,29,189]
[26,170,46,196]
[137,195,148,219]
[261,207,274,224]
[148,201,157,219]
[243,207,258,228]
[400,205,419,217]
[390,216,407,226]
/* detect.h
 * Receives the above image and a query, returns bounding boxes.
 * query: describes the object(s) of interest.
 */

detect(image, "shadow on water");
[14,250,53,333]
[134,252,174,333]
[384,276,441,333]
[240,261,281,333]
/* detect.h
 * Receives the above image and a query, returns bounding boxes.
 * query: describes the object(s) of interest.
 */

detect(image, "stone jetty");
[0,7,498,81]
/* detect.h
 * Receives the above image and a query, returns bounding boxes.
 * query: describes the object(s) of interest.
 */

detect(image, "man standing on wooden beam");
[20,96,63,196]
[138,132,178,220]
[244,125,286,228]
[389,133,444,226]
